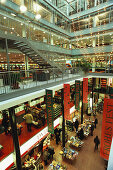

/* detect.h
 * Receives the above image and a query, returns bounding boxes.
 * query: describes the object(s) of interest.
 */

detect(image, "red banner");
[100,98,113,160]
[64,84,70,120]
[83,78,88,103]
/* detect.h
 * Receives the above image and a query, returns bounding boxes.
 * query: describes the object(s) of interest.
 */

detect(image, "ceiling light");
[35,14,41,20]
[4,16,6,19]
[1,0,6,3]
[11,13,16,17]
[20,5,27,13]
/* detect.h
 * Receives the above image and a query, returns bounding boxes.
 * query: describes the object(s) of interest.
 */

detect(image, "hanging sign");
[64,84,70,120]
[46,89,54,134]
[83,78,88,103]
[100,98,113,160]
[75,80,80,110]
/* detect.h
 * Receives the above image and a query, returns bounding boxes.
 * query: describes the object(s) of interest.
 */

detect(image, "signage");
[100,98,113,160]
[75,80,80,110]
[64,84,70,120]
[83,78,88,103]
[46,90,54,134]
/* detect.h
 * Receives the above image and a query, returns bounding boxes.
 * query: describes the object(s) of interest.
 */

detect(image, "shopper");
[23,113,33,132]
[54,127,61,145]
[2,112,9,134]
[94,136,100,151]
[94,118,98,128]
[74,119,79,132]
[43,148,48,165]
[78,128,84,140]
[90,123,94,136]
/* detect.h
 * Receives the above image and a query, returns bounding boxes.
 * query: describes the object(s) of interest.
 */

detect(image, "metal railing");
[0,67,80,95]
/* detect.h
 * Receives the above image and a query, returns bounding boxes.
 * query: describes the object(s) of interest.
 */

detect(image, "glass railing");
[0,68,80,95]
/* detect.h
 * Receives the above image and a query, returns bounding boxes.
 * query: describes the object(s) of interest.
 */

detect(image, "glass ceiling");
[48,0,86,16]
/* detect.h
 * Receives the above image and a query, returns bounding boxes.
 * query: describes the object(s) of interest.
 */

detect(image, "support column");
[85,0,88,10]
[51,35,54,45]
[9,107,22,170]
[92,57,96,72]
[5,38,10,71]
[5,38,11,86]
[92,38,96,72]
[25,55,29,77]
[92,78,94,110]
[22,24,26,38]
[67,3,70,16]
[61,89,65,148]
[81,81,83,124]
[51,12,55,24]
[93,16,98,27]
[94,0,97,6]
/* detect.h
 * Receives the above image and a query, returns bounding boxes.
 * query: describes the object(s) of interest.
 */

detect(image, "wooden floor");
[45,113,105,170]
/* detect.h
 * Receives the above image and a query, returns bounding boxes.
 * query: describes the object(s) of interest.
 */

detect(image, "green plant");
[76,59,91,74]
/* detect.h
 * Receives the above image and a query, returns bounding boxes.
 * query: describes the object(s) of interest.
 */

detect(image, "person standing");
[24,113,33,132]
[54,127,61,145]
[94,118,98,128]
[74,119,79,132]
[90,123,94,136]
[94,136,100,151]
[2,112,9,134]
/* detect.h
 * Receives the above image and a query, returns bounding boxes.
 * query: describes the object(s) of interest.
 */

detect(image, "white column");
[22,25,26,38]
[85,0,88,10]
[51,36,54,45]
[93,16,98,27]
[94,0,97,6]
[92,57,96,72]
[25,56,29,77]
[92,39,96,72]
[51,12,54,24]
[67,4,70,16]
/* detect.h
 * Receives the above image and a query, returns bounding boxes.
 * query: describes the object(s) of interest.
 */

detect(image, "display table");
[68,136,84,148]
[59,147,78,160]
[24,153,41,169]
[47,160,67,170]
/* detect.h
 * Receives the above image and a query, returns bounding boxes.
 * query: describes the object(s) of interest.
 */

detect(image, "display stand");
[47,160,67,170]
[59,147,78,160]
[68,136,84,149]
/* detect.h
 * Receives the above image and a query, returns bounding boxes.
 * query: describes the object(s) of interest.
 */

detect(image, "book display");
[59,147,78,160]
[53,104,62,118]
[66,120,74,132]
[68,136,84,148]
[23,153,41,169]
[48,160,67,170]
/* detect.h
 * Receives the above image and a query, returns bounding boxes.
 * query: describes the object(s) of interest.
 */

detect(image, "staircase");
[13,39,66,73]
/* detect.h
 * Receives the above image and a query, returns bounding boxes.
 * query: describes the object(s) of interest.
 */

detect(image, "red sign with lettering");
[64,84,70,120]
[100,98,113,160]
[83,78,88,103]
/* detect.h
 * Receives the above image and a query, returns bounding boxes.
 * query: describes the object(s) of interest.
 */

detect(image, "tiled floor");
[45,113,105,170]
